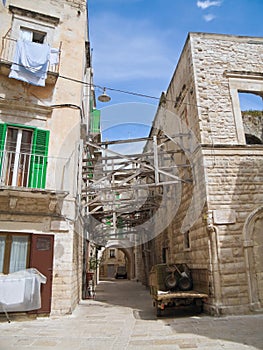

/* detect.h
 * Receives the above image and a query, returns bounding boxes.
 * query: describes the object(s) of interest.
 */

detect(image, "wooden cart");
[149,264,208,317]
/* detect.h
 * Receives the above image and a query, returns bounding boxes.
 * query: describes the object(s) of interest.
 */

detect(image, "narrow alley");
[0,279,263,350]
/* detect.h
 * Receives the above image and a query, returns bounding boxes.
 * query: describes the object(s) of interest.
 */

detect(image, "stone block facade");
[139,33,263,315]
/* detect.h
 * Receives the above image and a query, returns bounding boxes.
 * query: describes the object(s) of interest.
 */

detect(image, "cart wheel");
[165,274,177,290]
[178,276,193,291]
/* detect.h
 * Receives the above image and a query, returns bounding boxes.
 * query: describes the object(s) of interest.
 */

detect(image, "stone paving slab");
[0,279,262,350]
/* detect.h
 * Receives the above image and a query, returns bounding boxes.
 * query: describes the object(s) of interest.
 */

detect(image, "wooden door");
[107,264,115,278]
[30,234,54,314]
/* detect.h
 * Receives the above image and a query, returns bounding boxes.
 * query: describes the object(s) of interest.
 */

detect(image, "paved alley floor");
[0,279,263,350]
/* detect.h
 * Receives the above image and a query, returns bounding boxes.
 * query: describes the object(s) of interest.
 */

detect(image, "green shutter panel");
[28,129,49,189]
[0,123,7,178]
[90,109,100,134]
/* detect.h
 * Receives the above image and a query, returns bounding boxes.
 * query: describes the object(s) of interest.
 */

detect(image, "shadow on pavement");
[96,278,208,320]
[95,278,155,320]
[95,278,263,350]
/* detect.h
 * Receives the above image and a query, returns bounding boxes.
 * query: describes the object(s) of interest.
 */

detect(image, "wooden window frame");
[0,233,31,274]
[0,123,49,189]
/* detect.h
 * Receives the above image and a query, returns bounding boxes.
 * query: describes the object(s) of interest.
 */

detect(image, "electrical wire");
[59,74,208,109]
[58,74,160,100]
[2,59,208,110]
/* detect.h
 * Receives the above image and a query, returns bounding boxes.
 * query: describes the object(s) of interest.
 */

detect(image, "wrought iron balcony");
[0,150,71,193]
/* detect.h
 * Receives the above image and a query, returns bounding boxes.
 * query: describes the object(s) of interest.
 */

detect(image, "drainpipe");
[207,210,222,316]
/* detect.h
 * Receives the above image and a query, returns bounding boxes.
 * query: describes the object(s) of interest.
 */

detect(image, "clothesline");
[9,39,60,87]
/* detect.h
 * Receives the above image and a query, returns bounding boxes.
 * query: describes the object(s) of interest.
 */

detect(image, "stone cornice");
[9,5,60,25]
[202,144,263,156]
[0,99,52,120]
[224,70,263,81]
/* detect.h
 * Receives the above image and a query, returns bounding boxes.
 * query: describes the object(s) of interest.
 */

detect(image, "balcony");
[0,37,61,84]
[0,150,72,193]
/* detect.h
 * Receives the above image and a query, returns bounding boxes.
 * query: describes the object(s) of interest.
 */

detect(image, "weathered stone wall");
[0,0,88,315]
[142,33,263,315]
[100,248,126,278]
[190,33,263,145]
[159,37,201,143]
[204,147,263,314]
[51,230,74,315]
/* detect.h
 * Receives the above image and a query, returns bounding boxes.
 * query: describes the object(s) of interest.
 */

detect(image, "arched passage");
[103,240,135,279]
[243,206,263,311]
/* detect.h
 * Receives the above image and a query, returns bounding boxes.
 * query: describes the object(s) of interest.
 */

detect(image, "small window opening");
[32,31,46,44]
[162,247,168,263]
[109,249,115,258]
[238,92,263,145]
[20,27,46,44]
[184,230,190,250]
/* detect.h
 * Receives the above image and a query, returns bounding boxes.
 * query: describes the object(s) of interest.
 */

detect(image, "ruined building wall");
[146,33,263,315]
[191,33,263,314]
[190,32,263,145]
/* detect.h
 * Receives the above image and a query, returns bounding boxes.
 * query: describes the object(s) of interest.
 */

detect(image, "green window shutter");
[90,109,100,133]
[0,123,7,177]
[28,129,49,189]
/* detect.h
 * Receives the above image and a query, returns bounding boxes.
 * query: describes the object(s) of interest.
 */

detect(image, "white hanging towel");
[50,47,60,66]
[9,40,50,87]
[0,278,25,305]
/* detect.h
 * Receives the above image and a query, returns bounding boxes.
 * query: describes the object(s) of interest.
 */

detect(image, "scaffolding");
[82,131,193,248]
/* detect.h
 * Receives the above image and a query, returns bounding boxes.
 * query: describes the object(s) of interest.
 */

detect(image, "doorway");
[30,234,54,314]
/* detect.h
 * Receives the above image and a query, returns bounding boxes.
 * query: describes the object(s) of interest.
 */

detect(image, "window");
[184,230,190,250]
[5,127,33,187]
[162,247,168,263]
[0,234,30,274]
[0,123,49,189]
[109,249,115,258]
[238,92,263,145]
[227,71,263,144]
[20,27,46,44]
[10,6,59,47]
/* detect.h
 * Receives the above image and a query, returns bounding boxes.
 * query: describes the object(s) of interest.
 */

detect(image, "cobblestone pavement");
[0,279,263,350]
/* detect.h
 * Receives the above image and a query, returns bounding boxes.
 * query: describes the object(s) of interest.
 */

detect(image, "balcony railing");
[0,150,73,193]
[0,37,61,74]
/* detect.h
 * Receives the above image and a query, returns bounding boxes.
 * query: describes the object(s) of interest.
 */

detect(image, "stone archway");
[105,240,135,279]
[243,206,263,311]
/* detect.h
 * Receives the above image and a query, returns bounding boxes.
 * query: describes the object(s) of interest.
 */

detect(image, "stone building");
[138,33,263,315]
[0,0,93,315]
[99,248,127,279]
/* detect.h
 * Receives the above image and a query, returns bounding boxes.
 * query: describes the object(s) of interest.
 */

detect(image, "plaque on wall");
[213,209,236,224]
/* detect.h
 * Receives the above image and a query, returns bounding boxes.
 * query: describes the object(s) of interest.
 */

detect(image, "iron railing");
[0,150,72,192]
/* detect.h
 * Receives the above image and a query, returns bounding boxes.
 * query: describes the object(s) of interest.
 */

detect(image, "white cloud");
[197,0,222,9]
[203,13,216,21]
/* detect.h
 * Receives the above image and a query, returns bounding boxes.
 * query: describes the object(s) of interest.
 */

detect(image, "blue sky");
[88,0,263,142]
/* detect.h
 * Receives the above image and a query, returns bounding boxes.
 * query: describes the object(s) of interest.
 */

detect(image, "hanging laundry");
[9,40,50,87]
[50,47,60,66]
